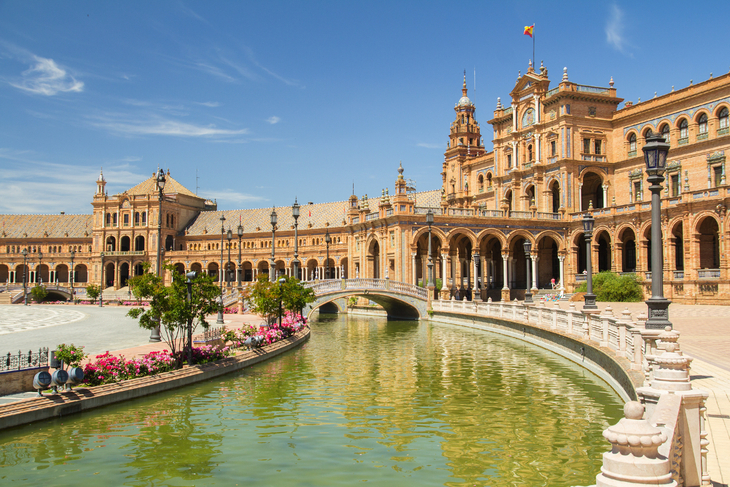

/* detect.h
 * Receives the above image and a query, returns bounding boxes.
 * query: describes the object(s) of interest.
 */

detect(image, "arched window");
[112,213,117,226]
[679,119,688,139]
[487,173,493,187]
[660,123,670,145]
[719,107,729,130]
[142,212,147,225]
[134,212,140,225]
[628,133,637,153]
[478,174,484,191]
[106,213,111,225]
[527,144,533,162]
[698,113,708,135]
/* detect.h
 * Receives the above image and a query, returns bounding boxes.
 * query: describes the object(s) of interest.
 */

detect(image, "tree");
[248,275,315,322]
[127,263,221,367]
[85,284,101,301]
[30,285,48,303]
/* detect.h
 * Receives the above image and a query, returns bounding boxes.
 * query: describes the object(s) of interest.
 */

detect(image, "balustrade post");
[600,304,613,348]
[567,302,576,335]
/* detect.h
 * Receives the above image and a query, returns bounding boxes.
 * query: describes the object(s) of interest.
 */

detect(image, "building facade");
[2,63,729,304]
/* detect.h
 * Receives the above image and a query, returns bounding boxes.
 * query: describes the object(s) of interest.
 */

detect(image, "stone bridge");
[303,279,429,320]
[8,285,75,304]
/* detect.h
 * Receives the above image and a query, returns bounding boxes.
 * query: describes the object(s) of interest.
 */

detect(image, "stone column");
[501,252,510,301]
[472,252,480,301]
[558,255,565,292]
[411,253,417,285]
[531,254,538,291]
[578,182,583,210]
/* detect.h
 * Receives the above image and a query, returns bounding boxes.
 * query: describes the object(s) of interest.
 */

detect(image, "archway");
[698,217,720,269]
[120,262,130,287]
[257,261,269,279]
[135,236,145,251]
[447,232,474,298]
[415,231,443,290]
[672,222,684,271]
[208,262,219,279]
[306,259,319,281]
[537,236,559,288]
[56,264,69,283]
[38,264,49,284]
[174,263,185,276]
[596,231,611,272]
[550,180,560,213]
[480,236,504,300]
[134,263,145,277]
[620,228,637,272]
[243,261,253,281]
[339,257,349,279]
[121,236,131,252]
[581,172,604,210]
[106,236,116,252]
[165,235,174,251]
[104,262,115,288]
[0,264,8,283]
[367,240,380,279]
[75,264,88,283]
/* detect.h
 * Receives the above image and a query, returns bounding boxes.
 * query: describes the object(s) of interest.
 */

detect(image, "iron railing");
[1,348,49,372]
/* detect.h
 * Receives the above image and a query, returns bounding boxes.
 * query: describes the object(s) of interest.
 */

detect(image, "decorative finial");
[398,161,404,180]
[562,67,568,82]
[654,92,657,98]
[638,97,641,103]
[671,85,675,92]
[710,72,713,78]
[540,60,544,70]
[609,76,614,88]
[496,97,503,110]
[528,58,532,69]
[588,200,594,210]
[690,79,693,85]
[517,70,521,81]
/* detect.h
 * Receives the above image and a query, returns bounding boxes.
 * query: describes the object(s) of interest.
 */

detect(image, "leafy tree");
[86,284,101,301]
[127,263,221,367]
[575,271,643,302]
[248,275,315,322]
[30,285,48,303]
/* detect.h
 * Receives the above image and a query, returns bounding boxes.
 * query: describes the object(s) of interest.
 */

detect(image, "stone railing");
[430,299,711,486]
[305,278,428,300]
[102,251,146,257]
[697,268,720,279]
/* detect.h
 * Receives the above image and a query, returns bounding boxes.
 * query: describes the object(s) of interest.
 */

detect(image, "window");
[551,140,556,156]
[698,113,708,135]
[670,174,680,197]
[660,124,670,145]
[583,138,590,154]
[142,212,147,225]
[679,119,688,140]
[507,154,512,168]
[595,140,602,154]
[112,213,117,226]
[527,144,533,162]
[714,166,723,187]
[633,181,641,201]
[565,104,571,114]
[629,133,637,154]
[487,173,492,187]
[123,214,129,226]
[134,212,140,225]
[105,213,111,226]
[720,108,729,132]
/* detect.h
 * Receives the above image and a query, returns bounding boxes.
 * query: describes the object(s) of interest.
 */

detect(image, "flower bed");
[83,350,176,386]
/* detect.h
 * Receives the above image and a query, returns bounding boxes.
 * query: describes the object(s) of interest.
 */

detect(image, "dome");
[458,96,473,107]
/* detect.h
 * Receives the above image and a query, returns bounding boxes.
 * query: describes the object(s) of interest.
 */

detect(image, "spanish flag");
[524,24,534,38]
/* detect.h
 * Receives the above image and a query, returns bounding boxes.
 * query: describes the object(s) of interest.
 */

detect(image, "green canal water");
[0,314,623,486]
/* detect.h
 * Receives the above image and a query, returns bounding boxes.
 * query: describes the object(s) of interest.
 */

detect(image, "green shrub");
[30,285,48,302]
[86,284,101,300]
[575,271,643,302]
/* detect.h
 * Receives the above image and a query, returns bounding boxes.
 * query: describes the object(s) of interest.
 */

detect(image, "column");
[578,183,583,210]
[531,254,538,290]
[411,253,417,285]
[558,255,565,291]
[602,184,608,207]
[441,253,447,288]
[472,253,481,301]
[502,253,509,290]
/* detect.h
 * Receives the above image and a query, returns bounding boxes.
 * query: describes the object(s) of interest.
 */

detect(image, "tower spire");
[462,69,468,97]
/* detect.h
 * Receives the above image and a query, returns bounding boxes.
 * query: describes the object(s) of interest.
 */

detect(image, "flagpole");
[533,24,535,67]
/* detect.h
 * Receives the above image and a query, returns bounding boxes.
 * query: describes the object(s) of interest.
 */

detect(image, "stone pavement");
[0,302,728,485]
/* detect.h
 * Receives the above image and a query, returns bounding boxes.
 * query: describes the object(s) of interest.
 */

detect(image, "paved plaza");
[0,302,728,485]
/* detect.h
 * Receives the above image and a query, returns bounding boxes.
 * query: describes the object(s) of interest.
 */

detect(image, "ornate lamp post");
[217,215,226,324]
[237,222,244,288]
[292,199,300,280]
[38,251,43,285]
[149,168,166,342]
[325,229,331,279]
[70,249,75,304]
[278,277,286,327]
[270,207,277,282]
[643,133,672,329]
[426,210,434,295]
[226,229,233,287]
[583,210,597,310]
[523,240,533,304]
[155,168,166,278]
[99,252,104,308]
[21,248,28,306]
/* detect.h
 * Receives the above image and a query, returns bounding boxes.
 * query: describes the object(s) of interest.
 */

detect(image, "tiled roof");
[184,189,442,237]
[124,173,199,198]
[0,214,93,239]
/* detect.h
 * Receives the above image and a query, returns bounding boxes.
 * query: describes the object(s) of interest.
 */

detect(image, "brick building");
[1,62,729,304]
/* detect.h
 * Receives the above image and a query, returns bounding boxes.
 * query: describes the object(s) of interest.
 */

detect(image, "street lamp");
[185,271,197,366]
[70,249,75,305]
[583,209,597,310]
[226,229,233,288]
[38,251,43,285]
[292,198,300,280]
[155,168,166,278]
[99,252,104,308]
[217,215,226,324]
[325,229,331,280]
[237,222,244,288]
[643,132,672,329]
[426,210,434,296]
[523,240,533,304]
[21,248,28,306]
[150,168,166,342]
[270,207,277,282]
[278,277,286,327]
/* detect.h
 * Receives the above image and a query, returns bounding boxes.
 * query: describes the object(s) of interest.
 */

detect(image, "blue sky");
[1,1,728,215]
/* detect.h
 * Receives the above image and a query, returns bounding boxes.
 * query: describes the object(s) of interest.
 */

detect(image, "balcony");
[697,133,708,141]
[678,137,688,146]
[698,269,720,280]
[509,210,532,219]
[536,212,561,220]
[673,271,684,280]
[477,209,503,218]
[718,127,729,136]
[102,251,146,257]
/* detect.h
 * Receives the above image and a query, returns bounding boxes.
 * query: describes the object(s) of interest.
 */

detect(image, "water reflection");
[0,314,622,486]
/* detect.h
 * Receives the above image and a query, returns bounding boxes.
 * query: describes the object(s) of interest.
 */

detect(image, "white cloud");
[606,4,630,54]
[196,101,221,107]
[417,142,443,149]
[198,189,266,205]
[267,116,280,124]
[9,55,84,96]
[89,115,249,138]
